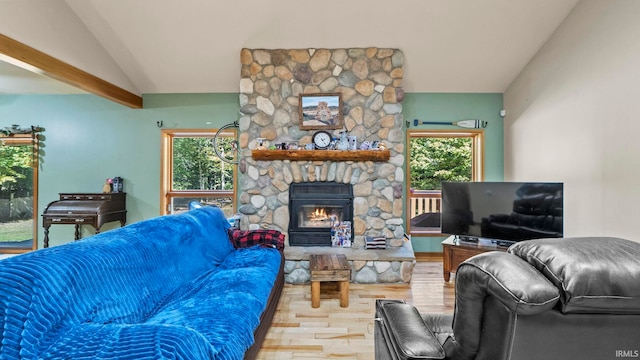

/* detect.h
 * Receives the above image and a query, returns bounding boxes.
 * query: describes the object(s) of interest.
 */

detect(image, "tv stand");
[442,235,507,282]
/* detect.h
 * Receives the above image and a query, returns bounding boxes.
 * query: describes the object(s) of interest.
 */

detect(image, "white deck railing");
[408,190,442,218]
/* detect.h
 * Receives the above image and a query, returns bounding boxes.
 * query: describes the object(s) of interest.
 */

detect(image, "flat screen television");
[441,182,563,246]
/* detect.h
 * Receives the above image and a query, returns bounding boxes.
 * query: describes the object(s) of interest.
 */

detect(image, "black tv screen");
[441,182,563,245]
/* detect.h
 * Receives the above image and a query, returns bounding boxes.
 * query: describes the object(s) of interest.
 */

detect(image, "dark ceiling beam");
[0,33,142,109]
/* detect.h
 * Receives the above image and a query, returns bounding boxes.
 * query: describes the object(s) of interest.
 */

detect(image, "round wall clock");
[312,130,332,150]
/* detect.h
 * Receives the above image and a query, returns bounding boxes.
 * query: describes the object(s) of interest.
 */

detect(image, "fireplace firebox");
[289,182,353,246]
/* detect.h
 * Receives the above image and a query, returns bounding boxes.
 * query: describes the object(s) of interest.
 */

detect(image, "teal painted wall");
[402,93,504,252]
[0,93,238,248]
[1,92,503,252]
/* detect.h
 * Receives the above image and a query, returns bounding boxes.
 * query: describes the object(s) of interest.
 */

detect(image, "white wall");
[504,0,640,240]
[0,0,138,94]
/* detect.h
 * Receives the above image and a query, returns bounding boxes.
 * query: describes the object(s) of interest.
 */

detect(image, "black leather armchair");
[375,237,640,360]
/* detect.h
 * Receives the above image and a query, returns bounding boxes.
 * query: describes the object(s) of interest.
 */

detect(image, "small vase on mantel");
[337,131,349,150]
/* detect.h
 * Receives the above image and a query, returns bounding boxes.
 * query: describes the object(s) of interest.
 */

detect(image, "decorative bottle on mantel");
[337,131,349,150]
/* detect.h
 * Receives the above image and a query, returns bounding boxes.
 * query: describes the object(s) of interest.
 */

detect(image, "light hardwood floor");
[256,260,455,359]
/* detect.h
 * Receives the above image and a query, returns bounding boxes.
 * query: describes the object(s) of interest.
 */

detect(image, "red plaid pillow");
[228,229,285,250]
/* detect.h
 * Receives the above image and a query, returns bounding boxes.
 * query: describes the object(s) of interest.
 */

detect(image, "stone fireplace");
[237,48,415,283]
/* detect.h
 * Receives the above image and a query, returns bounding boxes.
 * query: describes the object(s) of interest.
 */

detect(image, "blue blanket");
[0,207,281,360]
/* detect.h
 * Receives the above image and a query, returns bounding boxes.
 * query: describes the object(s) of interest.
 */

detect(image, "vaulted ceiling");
[0,0,580,106]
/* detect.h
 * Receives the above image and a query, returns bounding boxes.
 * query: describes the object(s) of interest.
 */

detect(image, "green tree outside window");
[409,137,472,191]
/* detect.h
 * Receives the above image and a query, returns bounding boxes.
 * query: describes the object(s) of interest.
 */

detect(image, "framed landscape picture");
[298,93,343,130]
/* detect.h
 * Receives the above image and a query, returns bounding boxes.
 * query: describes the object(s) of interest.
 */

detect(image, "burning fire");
[310,207,329,221]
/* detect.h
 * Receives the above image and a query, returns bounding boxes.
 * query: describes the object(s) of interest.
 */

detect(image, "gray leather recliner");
[375,237,640,360]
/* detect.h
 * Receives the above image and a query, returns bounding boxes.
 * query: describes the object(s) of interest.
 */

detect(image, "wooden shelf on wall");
[251,149,391,162]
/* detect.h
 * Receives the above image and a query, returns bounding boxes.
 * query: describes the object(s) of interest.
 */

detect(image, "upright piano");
[42,192,127,248]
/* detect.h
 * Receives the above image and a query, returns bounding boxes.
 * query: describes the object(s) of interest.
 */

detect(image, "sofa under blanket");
[0,206,284,360]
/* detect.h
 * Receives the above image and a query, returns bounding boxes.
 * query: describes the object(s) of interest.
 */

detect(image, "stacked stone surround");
[237,48,414,283]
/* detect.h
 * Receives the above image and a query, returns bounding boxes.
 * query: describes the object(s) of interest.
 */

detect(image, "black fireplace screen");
[289,182,353,246]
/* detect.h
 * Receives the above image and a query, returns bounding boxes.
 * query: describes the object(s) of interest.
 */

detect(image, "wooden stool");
[310,254,351,308]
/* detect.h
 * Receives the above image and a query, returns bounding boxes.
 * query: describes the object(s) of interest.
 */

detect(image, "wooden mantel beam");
[252,149,391,162]
[0,33,142,109]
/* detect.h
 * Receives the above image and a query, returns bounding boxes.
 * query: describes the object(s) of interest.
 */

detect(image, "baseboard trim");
[414,252,442,262]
